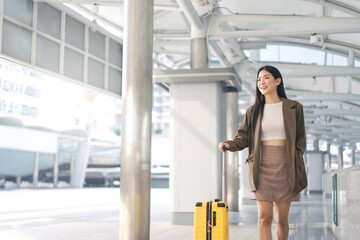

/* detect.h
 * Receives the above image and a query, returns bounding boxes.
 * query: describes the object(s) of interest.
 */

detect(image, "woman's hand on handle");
[219,142,230,152]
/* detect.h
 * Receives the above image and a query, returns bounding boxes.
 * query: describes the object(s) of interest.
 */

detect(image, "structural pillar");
[16,176,21,187]
[70,141,90,187]
[191,38,208,68]
[326,143,332,172]
[70,91,95,188]
[170,81,225,224]
[226,91,239,212]
[348,50,354,93]
[33,152,39,188]
[313,138,319,151]
[120,0,153,239]
[190,15,208,69]
[0,177,4,188]
[170,10,227,224]
[307,151,325,193]
[53,154,59,188]
[70,156,75,182]
[351,146,356,166]
[338,146,344,170]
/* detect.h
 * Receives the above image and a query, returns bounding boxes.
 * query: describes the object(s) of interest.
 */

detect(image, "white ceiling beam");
[307,126,360,133]
[307,128,360,136]
[306,121,360,127]
[37,0,123,3]
[153,33,190,40]
[154,5,181,11]
[39,0,180,10]
[236,62,360,79]
[207,40,258,96]
[153,59,172,70]
[64,3,123,33]
[153,49,189,56]
[304,109,360,117]
[286,91,360,102]
[207,41,255,96]
[173,57,191,68]
[208,15,360,38]
[238,41,267,50]
[154,39,190,46]
[176,0,203,30]
[257,36,360,57]
[304,0,360,17]
[307,128,360,135]
[208,40,232,67]
[153,68,242,91]
[307,133,360,143]
[211,6,247,62]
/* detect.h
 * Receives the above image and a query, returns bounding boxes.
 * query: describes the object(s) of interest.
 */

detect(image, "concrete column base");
[170,81,226,221]
[307,151,325,193]
[171,212,194,225]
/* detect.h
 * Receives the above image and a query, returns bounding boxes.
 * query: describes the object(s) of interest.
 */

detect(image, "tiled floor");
[0,188,337,239]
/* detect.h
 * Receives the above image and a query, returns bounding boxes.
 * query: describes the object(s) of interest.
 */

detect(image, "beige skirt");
[251,145,299,202]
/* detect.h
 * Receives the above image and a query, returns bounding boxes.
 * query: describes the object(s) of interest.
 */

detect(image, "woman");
[219,65,307,240]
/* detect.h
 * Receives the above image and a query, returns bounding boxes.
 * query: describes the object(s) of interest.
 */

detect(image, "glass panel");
[108,67,122,95]
[260,45,279,62]
[109,39,122,67]
[326,53,348,66]
[279,46,325,65]
[37,3,61,39]
[65,15,85,50]
[36,35,60,73]
[89,30,105,59]
[355,60,360,67]
[64,47,84,81]
[2,20,32,63]
[4,0,33,26]
[332,54,347,66]
[343,149,352,169]
[88,57,104,89]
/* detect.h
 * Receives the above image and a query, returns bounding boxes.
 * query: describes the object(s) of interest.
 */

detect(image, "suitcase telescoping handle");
[222,145,228,203]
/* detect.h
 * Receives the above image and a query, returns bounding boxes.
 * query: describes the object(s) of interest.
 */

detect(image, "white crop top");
[261,102,286,141]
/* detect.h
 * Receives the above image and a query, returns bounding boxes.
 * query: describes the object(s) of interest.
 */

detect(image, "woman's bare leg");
[274,202,291,240]
[257,200,273,240]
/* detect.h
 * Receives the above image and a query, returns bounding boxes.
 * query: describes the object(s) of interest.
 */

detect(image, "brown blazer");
[224,98,307,193]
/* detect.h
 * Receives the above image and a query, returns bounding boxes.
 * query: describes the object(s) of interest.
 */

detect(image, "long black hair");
[249,65,287,132]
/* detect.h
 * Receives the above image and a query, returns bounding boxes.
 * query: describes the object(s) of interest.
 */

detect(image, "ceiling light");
[91,4,99,14]
[310,33,319,44]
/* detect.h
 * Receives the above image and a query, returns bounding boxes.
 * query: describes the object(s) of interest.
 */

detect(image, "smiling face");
[257,70,281,96]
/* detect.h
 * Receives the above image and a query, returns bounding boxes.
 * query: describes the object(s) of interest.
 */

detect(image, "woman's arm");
[220,109,250,152]
[296,103,306,156]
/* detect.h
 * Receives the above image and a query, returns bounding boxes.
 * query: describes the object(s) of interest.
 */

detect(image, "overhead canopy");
[45,0,360,146]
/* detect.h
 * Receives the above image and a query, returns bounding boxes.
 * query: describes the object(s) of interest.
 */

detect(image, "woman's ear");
[275,78,281,86]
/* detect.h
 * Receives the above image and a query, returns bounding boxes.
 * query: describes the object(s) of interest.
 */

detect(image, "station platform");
[0,188,337,240]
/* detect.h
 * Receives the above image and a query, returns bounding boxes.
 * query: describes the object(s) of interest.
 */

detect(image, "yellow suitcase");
[194,149,229,240]
[194,200,229,240]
